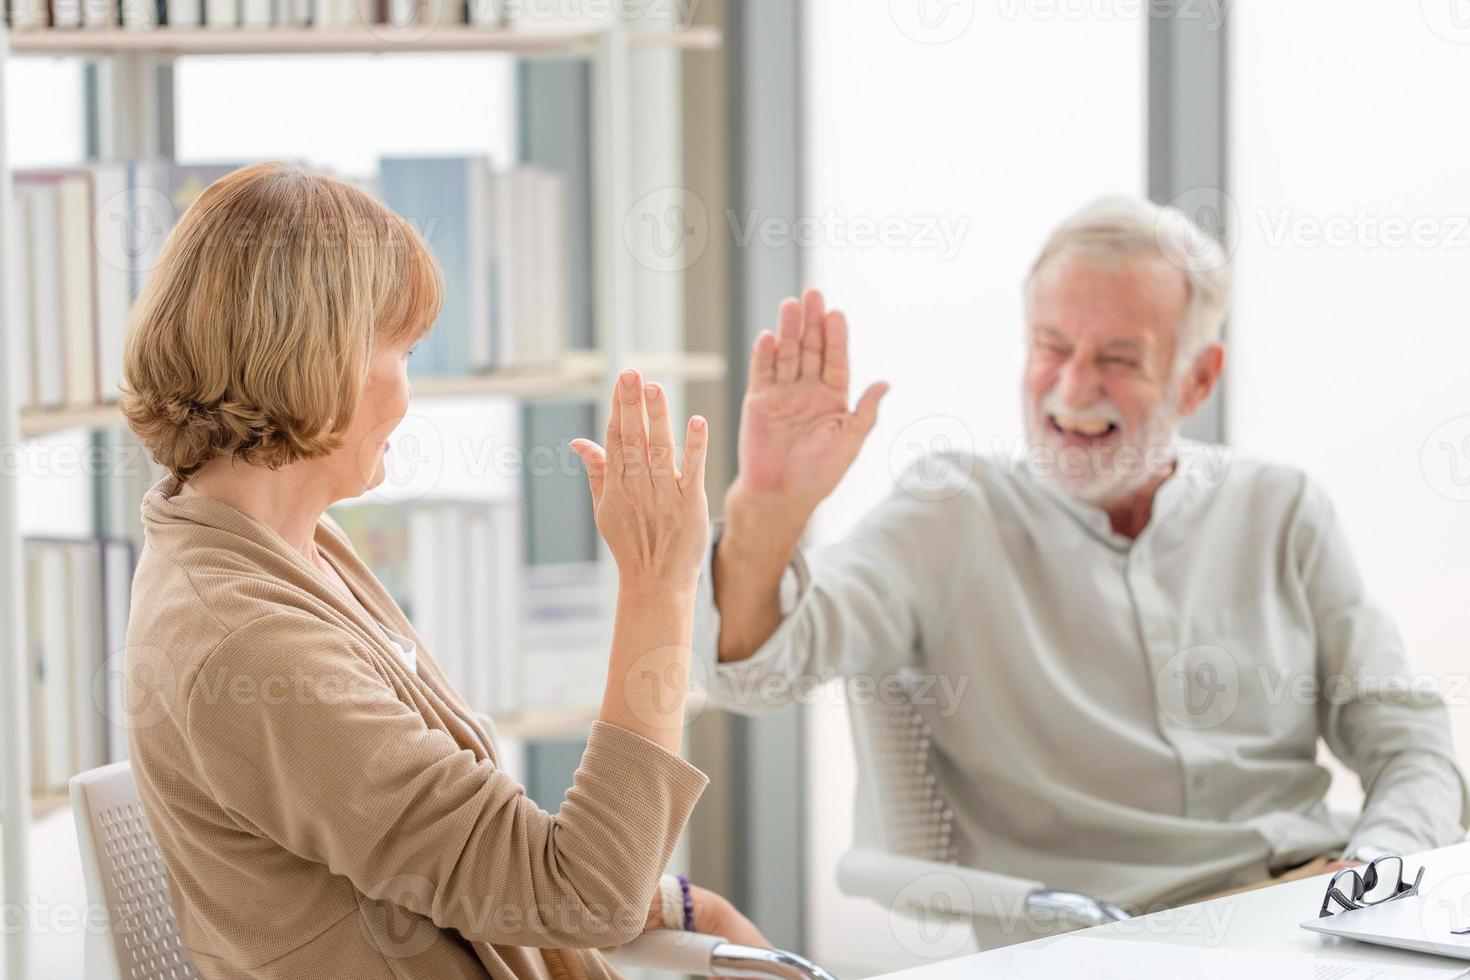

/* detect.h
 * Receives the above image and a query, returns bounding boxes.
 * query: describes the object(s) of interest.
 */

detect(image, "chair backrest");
[845,669,956,863]
[70,761,200,980]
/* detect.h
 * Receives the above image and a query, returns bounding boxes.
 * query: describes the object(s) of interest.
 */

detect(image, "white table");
[873,841,1470,978]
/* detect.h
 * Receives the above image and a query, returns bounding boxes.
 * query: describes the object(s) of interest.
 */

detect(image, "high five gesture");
[716,289,888,663]
[734,289,889,514]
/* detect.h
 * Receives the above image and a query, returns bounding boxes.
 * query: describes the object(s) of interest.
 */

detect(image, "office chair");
[69,761,835,980]
[836,669,1129,955]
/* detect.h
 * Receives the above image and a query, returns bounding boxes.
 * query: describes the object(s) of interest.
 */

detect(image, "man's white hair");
[1023,195,1233,372]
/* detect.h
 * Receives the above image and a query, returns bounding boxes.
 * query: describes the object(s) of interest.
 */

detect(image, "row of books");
[379,156,571,377]
[11,156,570,416]
[11,160,247,413]
[5,0,507,30]
[24,536,136,796]
[332,498,526,716]
[331,499,617,719]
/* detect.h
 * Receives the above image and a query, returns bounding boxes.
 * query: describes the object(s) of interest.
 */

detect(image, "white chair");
[836,669,1128,956]
[70,762,835,979]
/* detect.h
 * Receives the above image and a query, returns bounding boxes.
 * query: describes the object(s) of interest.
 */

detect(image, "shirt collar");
[1021,438,1225,550]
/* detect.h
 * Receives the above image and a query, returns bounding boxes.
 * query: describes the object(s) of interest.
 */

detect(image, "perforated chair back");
[70,761,200,980]
[847,668,955,862]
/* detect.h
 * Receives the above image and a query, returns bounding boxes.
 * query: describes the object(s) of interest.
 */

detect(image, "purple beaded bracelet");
[677,873,694,931]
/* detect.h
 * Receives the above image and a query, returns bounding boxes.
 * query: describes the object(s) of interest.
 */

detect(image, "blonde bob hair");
[121,162,443,482]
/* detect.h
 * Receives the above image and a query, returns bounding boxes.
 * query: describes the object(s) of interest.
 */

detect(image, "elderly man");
[693,196,1468,913]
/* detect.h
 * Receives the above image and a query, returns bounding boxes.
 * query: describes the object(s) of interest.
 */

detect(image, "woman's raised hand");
[570,370,709,592]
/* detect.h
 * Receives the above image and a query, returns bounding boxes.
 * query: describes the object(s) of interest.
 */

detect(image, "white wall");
[1228,2,1470,795]
[801,3,1146,973]
[176,54,516,177]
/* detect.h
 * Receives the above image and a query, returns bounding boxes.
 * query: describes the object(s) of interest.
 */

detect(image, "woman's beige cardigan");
[126,474,708,979]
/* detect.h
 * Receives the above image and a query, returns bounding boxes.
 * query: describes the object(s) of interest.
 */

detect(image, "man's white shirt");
[693,441,1468,908]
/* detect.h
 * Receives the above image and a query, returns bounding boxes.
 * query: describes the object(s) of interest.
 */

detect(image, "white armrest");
[837,848,1044,921]
[604,930,728,975]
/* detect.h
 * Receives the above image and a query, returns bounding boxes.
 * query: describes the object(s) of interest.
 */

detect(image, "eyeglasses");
[1318,855,1424,918]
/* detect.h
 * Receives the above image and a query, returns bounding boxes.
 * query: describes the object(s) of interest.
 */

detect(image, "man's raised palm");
[735,289,888,516]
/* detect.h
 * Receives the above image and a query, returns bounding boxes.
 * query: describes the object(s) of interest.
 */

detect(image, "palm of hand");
[734,289,889,509]
[739,380,857,500]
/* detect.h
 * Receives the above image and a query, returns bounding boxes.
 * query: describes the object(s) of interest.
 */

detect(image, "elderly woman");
[120,161,763,979]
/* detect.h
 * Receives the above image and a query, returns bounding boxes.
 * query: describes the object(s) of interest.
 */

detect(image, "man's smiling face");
[1022,249,1192,503]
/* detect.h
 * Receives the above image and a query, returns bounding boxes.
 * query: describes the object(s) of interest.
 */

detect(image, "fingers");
[799,288,825,379]
[569,439,606,501]
[748,330,777,391]
[643,382,678,481]
[774,297,802,384]
[853,381,890,437]
[680,415,708,491]
[616,369,646,475]
[821,309,849,393]
[604,379,624,471]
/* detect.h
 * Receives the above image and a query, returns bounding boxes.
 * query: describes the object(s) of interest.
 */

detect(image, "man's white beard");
[1024,384,1182,505]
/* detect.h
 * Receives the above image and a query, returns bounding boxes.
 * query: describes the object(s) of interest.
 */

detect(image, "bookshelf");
[8,22,721,55]
[0,18,722,979]
[19,350,726,437]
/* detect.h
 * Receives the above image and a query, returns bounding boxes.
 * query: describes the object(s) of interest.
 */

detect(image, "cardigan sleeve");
[183,611,708,950]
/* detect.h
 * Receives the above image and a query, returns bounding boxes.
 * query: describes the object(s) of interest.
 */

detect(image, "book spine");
[203,0,236,27]
[167,0,201,26]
